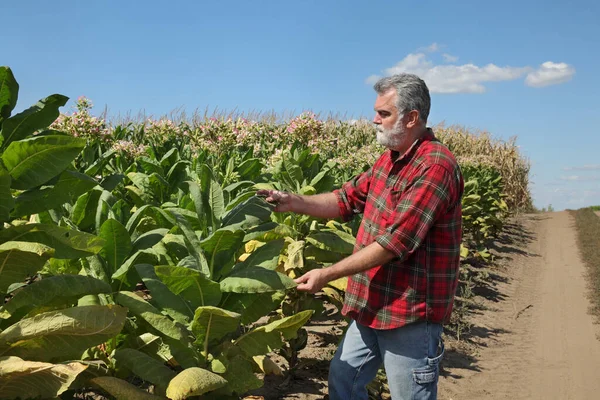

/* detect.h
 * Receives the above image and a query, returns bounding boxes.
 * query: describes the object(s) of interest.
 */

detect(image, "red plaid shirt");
[334,130,464,329]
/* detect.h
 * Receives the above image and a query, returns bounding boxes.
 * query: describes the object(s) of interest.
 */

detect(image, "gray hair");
[373,74,431,123]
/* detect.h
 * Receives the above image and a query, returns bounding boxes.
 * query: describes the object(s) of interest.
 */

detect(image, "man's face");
[373,89,406,150]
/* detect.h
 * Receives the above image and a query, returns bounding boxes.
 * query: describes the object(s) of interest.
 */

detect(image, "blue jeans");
[328,320,444,400]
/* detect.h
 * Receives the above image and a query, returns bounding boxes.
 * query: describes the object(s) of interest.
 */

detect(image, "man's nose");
[373,114,381,124]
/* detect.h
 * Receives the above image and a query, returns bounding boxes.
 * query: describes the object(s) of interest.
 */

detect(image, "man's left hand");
[294,269,329,294]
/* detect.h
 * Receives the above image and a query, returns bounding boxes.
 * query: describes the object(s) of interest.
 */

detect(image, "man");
[258,73,464,399]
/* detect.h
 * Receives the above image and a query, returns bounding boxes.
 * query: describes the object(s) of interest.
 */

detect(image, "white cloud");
[367,47,574,94]
[525,62,575,87]
[562,164,600,171]
[419,43,441,53]
[443,53,458,63]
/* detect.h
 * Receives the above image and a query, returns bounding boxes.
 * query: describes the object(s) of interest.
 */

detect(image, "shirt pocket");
[384,180,408,222]
[365,187,390,229]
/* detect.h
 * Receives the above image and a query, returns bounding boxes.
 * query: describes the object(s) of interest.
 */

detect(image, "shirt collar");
[389,128,435,163]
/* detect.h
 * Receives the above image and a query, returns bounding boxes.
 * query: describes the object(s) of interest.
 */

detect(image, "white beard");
[376,119,406,150]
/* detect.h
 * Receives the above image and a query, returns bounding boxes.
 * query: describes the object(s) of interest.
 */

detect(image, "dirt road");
[439,212,600,399]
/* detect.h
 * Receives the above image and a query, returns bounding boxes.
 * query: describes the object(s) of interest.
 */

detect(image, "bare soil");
[439,211,600,399]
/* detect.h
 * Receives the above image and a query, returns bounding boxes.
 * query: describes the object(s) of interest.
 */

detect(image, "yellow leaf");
[245,240,265,253]
[328,277,347,291]
[253,355,283,376]
[460,244,469,259]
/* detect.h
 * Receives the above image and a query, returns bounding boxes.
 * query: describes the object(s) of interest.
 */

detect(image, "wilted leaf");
[90,376,163,400]
[253,355,283,376]
[0,356,87,399]
[166,367,228,399]
[0,305,127,362]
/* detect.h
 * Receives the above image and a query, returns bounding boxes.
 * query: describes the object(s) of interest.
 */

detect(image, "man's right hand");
[256,190,295,213]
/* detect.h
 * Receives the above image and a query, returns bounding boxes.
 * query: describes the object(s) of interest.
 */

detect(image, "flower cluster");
[111,140,148,158]
[145,118,187,142]
[285,112,323,146]
[190,117,267,154]
[50,96,109,140]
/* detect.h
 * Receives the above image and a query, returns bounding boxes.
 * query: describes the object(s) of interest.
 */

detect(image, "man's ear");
[406,110,420,128]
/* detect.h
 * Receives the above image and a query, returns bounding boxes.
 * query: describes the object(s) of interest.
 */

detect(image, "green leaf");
[131,228,169,253]
[306,230,355,255]
[114,291,189,344]
[2,135,85,190]
[220,267,296,293]
[160,148,180,169]
[135,264,194,324]
[90,376,163,400]
[191,307,240,348]
[128,333,173,364]
[0,67,19,126]
[235,158,263,181]
[220,291,285,325]
[0,356,87,399]
[154,266,221,308]
[221,196,275,231]
[171,210,209,277]
[223,180,254,195]
[0,242,54,294]
[310,169,336,193]
[137,156,164,176]
[99,219,132,275]
[242,222,294,242]
[0,275,111,319]
[12,170,98,216]
[166,367,228,400]
[215,356,262,395]
[0,165,13,223]
[71,189,102,230]
[233,310,313,357]
[0,223,104,259]
[261,309,314,340]
[0,305,127,362]
[112,249,159,282]
[80,255,110,284]
[211,182,225,221]
[303,244,345,263]
[235,238,284,271]
[199,228,244,279]
[283,153,303,183]
[1,94,68,149]
[113,348,176,393]
[95,191,115,233]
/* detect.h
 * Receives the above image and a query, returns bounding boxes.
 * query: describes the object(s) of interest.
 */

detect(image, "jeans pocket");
[428,339,445,367]
[412,341,445,386]
[413,366,437,385]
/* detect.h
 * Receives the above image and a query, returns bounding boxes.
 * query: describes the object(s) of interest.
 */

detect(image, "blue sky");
[3,0,599,210]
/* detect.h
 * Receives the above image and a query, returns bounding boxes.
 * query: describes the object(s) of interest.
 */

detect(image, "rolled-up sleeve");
[375,164,458,259]
[333,167,372,221]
